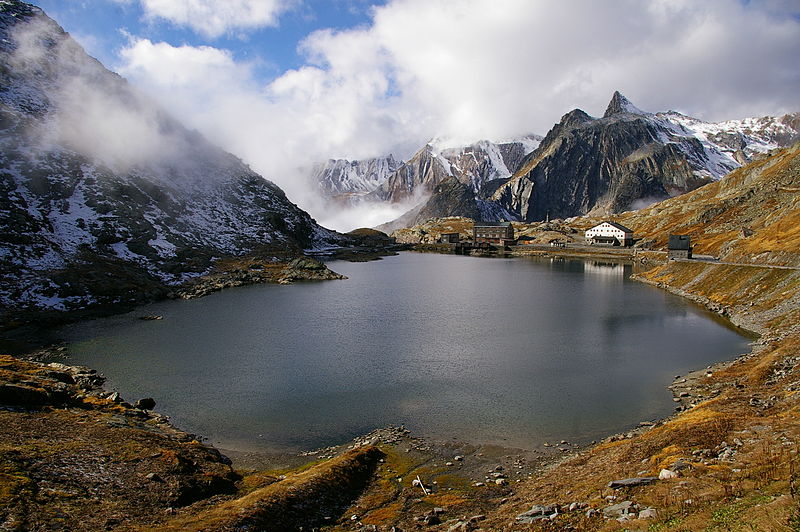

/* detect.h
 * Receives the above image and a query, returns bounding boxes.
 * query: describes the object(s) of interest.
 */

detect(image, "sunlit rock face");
[0,0,339,313]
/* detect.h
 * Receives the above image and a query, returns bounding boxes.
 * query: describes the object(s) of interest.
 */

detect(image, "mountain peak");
[604,91,646,118]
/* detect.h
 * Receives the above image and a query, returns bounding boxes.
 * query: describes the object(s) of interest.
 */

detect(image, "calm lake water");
[63,253,751,453]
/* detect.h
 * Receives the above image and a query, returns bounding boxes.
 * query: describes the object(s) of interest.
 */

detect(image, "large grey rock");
[602,500,635,518]
[607,476,658,488]
[516,503,558,523]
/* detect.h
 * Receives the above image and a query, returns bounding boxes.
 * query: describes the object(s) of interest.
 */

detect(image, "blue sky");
[30,0,386,82]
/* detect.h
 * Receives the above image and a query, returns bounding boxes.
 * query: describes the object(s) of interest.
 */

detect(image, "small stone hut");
[668,234,692,260]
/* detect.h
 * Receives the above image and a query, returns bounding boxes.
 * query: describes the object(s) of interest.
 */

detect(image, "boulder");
[607,476,657,488]
[0,383,51,405]
[136,397,157,410]
[638,507,658,519]
[516,504,557,523]
[659,468,678,480]
[602,500,635,518]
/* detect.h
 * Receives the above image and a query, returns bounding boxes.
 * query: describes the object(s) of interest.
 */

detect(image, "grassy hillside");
[616,143,800,266]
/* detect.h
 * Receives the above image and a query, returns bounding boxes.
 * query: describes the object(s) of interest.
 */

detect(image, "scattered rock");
[602,500,635,519]
[607,476,657,488]
[659,468,678,480]
[638,507,658,519]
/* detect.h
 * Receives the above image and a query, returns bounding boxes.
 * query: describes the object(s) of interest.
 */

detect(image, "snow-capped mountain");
[379,92,799,228]
[489,91,800,222]
[310,135,542,203]
[311,155,399,199]
[363,135,543,202]
[0,1,339,314]
[655,110,800,166]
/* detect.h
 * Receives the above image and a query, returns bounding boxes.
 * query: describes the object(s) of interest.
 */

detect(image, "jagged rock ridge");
[490,92,800,222]
[0,0,340,314]
[311,155,399,200]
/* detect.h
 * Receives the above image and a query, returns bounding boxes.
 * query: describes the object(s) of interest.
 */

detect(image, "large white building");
[585,221,634,247]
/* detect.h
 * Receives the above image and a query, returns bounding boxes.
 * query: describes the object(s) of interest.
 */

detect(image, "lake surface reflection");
[63,253,751,452]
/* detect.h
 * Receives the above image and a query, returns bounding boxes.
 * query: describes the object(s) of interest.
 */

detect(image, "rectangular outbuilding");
[668,234,692,260]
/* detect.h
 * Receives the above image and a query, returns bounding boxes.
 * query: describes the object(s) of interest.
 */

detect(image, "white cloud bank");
[119,0,296,38]
[115,0,800,229]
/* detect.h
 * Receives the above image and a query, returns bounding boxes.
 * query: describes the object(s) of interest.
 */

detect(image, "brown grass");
[151,446,384,531]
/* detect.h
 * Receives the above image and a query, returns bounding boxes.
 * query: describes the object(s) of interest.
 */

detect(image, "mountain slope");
[0,1,339,315]
[491,92,800,222]
[617,141,800,267]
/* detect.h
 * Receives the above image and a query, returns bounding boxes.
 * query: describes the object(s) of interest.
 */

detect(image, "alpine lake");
[62,252,752,454]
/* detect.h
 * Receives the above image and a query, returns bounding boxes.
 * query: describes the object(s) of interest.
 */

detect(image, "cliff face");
[0,1,339,315]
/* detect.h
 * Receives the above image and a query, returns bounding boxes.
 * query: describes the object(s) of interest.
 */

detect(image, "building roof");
[473,221,512,227]
[591,221,633,233]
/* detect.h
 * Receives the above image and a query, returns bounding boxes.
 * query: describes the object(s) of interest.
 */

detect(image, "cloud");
[125,0,297,38]
[115,0,800,229]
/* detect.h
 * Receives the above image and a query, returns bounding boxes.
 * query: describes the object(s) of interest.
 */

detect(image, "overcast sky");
[29,0,800,227]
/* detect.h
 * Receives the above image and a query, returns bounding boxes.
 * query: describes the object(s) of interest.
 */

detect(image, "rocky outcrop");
[277,256,347,284]
[0,354,240,530]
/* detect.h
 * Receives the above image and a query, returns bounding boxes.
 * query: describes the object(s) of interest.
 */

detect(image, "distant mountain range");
[309,135,542,206]
[310,91,799,231]
[0,1,340,315]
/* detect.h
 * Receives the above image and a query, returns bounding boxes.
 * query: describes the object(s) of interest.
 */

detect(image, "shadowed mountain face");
[0,1,339,314]
[489,92,800,222]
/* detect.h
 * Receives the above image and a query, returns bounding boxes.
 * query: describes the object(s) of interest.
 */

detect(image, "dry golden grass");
[151,446,383,532]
